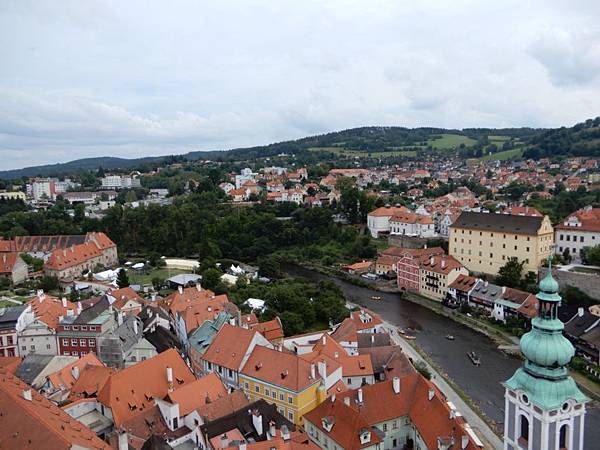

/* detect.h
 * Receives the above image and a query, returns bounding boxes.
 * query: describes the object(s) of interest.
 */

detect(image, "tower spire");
[502,257,588,449]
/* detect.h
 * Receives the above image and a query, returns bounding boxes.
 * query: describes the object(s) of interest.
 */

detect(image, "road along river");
[284,264,600,449]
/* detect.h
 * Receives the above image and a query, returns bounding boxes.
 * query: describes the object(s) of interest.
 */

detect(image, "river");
[284,264,600,449]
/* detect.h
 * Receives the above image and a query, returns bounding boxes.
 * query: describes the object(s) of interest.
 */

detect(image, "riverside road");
[284,264,600,450]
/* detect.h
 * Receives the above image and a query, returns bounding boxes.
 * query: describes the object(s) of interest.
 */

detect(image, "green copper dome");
[520,323,575,368]
[539,271,559,297]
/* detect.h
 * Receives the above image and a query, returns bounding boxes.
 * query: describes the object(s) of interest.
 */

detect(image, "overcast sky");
[1,0,599,170]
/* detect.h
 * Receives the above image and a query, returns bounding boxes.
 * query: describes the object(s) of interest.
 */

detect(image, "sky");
[0,0,599,170]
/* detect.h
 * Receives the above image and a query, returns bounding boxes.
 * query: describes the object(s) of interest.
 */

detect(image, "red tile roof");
[97,349,195,426]
[367,206,410,218]
[45,241,103,271]
[0,367,110,449]
[165,372,228,416]
[0,252,20,274]
[161,285,217,316]
[241,346,324,392]
[179,294,235,335]
[448,274,478,291]
[301,334,373,378]
[27,292,75,330]
[251,317,284,342]
[202,324,262,371]
[68,364,116,401]
[419,254,464,275]
[47,353,105,392]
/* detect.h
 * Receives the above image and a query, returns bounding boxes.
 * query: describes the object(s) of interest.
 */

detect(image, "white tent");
[131,262,145,270]
[94,269,119,282]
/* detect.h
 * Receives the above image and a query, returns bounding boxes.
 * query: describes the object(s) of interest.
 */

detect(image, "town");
[0,123,599,450]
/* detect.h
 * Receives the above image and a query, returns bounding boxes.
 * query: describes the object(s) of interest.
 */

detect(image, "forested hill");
[523,117,600,159]
[1,118,599,179]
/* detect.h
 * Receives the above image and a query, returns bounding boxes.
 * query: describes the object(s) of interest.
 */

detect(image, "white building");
[101,174,141,190]
[555,206,600,262]
[389,212,436,238]
[366,206,411,237]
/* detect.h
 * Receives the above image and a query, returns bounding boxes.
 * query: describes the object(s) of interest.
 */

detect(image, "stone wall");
[538,267,600,300]
[387,235,429,249]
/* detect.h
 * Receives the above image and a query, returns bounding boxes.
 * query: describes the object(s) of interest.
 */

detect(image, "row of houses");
[0,231,119,284]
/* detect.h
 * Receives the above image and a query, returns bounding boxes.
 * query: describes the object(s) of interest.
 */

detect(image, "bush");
[414,361,432,380]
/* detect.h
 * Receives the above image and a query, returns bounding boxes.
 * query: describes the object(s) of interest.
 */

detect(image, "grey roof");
[104,315,145,353]
[0,305,27,329]
[145,326,181,353]
[167,273,201,286]
[15,355,54,385]
[188,311,233,355]
[73,296,110,324]
[581,326,600,349]
[450,211,544,235]
[469,280,505,305]
[565,312,600,338]
[357,332,392,348]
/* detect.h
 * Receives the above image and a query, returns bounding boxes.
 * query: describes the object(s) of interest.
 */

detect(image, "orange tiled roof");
[0,252,20,273]
[97,349,195,426]
[367,206,410,217]
[200,389,250,422]
[27,292,75,330]
[0,356,22,374]
[419,254,464,275]
[179,294,235,335]
[45,241,103,271]
[0,367,110,449]
[47,353,105,392]
[448,274,478,291]
[251,317,284,342]
[68,365,116,401]
[302,334,373,378]
[165,372,228,416]
[348,309,383,331]
[161,285,217,316]
[202,324,261,371]
[86,232,116,250]
[241,346,323,392]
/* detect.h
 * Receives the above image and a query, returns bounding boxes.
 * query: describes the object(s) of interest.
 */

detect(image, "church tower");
[504,259,589,450]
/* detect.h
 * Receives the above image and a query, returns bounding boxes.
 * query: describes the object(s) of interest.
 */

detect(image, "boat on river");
[445,334,455,341]
[467,351,481,366]
[371,295,381,301]
[404,335,416,340]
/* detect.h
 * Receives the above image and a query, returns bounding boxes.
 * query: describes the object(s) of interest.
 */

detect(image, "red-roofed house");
[0,252,28,284]
[555,206,600,262]
[419,255,468,301]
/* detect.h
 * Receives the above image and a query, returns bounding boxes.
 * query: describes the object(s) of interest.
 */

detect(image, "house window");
[265,388,270,396]
[288,411,294,421]
[272,391,277,399]
[63,326,70,331]
[383,423,387,431]
[279,393,284,401]
[559,424,569,449]
[71,339,78,346]
[288,396,293,404]
[81,326,87,331]
[89,339,95,346]
[63,351,70,356]
[73,326,79,331]
[62,339,69,346]
[80,339,86,346]
[255,385,260,393]
[244,382,249,389]
[89,326,96,331]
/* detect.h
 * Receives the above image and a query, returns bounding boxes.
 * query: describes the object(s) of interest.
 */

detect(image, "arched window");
[559,424,569,449]
[519,415,529,444]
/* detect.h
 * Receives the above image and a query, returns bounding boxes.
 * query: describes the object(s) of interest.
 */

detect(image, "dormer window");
[359,429,371,444]
[321,416,335,432]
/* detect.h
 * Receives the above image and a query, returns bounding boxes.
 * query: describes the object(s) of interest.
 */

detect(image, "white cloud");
[0,0,599,169]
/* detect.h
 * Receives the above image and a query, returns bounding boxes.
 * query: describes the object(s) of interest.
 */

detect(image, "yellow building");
[418,255,468,301]
[239,345,340,426]
[449,211,554,276]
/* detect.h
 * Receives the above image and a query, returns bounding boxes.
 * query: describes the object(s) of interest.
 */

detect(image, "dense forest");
[523,117,600,159]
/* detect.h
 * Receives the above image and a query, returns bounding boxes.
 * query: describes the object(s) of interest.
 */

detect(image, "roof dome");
[539,271,559,295]
[520,327,575,369]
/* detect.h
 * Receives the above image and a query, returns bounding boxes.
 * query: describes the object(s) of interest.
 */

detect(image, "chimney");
[133,319,138,335]
[393,377,400,394]
[117,312,123,326]
[151,292,157,302]
[61,297,67,308]
[318,360,327,381]
[196,283,202,292]
[72,366,80,380]
[269,421,276,438]
[441,259,446,270]
[428,388,435,401]
[240,444,247,450]
[37,290,45,302]
[22,389,32,401]
[220,434,230,448]
[461,435,469,449]
[118,431,128,450]
[322,334,327,345]
[77,301,82,314]
[331,394,336,403]
[280,424,290,441]
[344,396,351,406]
[178,285,183,294]
[167,367,174,392]
[502,286,506,294]
[252,412,263,436]
[357,388,363,403]
[310,363,316,379]
[229,318,236,326]
[430,256,434,265]
[578,307,584,317]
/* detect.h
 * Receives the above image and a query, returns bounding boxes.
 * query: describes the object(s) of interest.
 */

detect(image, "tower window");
[519,415,529,447]
[559,424,569,449]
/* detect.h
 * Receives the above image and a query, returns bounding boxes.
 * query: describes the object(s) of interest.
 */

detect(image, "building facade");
[554,207,600,263]
[449,211,554,276]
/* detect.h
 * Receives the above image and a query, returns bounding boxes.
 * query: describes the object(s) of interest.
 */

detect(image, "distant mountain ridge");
[1,119,598,179]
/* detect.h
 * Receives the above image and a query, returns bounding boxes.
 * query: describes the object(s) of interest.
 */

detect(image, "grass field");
[128,267,189,285]
[427,133,477,149]
[488,135,511,142]
[479,147,524,162]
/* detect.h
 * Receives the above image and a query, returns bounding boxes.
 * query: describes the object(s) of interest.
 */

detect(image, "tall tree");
[117,268,130,288]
